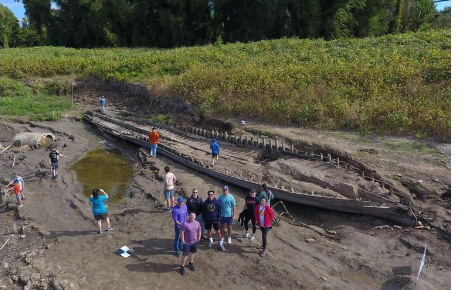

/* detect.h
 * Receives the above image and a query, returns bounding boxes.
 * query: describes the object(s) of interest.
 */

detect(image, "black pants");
[244,215,256,234]
[260,227,270,250]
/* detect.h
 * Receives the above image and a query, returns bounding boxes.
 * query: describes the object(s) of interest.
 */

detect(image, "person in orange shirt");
[6,180,23,208]
[149,127,160,157]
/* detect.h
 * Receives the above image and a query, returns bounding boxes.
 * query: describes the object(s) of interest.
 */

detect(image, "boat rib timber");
[84,111,415,226]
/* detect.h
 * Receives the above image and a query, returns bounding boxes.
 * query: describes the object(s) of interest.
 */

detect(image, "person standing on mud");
[89,189,113,234]
[243,189,259,241]
[48,147,67,179]
[99,96,106,113]
[8,173,26,200]
[149,127,160,157]
[186,188,205,238]
[172,197,188,257]
[210,138,220,166]
[257,183,274,206]
[255,197,275,257]
[218,185,236,244]
[202,190,225,251]
[163,166,177,212]
[6,180,23,208]
[179,211,201,276]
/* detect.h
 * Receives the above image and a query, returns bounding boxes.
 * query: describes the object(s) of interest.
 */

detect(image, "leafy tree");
[0,3,19,48]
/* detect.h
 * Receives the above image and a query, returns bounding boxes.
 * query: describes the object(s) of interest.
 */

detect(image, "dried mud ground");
[0,110,450,290]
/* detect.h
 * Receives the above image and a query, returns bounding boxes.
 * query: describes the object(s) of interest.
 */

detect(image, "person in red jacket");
[149,127,160,157]
[255,197,275,257]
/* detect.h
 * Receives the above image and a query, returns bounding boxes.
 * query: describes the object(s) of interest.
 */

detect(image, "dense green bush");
[0,29,450,140]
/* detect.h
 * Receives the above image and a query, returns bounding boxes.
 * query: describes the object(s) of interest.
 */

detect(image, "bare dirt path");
[0,112,450,290]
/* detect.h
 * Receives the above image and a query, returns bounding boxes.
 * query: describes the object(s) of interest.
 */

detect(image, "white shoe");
[208,241,213,249]
[244,232,250,238]
[227,237,232,244]
[250,235,255,241]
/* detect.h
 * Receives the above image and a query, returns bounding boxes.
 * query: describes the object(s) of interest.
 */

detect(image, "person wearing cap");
[48,147,67,179]
[8,174,26,200]
[163,166,177,212]
[89,189,113,234]
[201,190,225,251]
[179,211,201,276]
[218,185,236,244]
[99,96,106,113]
[255,197,275,257]
[149,127,160,157]
[186,188,205,238]
[6,180,23,208]
[172,197,188,257]
[243,188,259,241]
[210,138,220,166]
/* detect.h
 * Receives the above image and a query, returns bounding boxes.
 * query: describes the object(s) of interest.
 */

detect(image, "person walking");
[180,212,201,276]
[255,197,275,257]
[7,173,26,200]
[172,197,188,257]
[163,166,177,212]
[89,189,113,234]
[201,190,225,251]
[48,147,67,179]
[243,189,259,241]
[99,96,106,113]
[6,180,23,208]
[186,188,205,238]
[257,183,275,205]
[210,138,220,166]
[218,185,236,244]
[149,127,160,157]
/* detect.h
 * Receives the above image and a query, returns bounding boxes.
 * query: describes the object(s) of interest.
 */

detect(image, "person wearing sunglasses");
[186,188,205,239]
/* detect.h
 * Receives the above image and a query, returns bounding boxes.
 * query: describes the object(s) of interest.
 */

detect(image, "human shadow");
[380,266,413,290]
[44,230,98,238]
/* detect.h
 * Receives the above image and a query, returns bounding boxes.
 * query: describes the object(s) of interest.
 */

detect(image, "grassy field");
[0,29,450,140]
[0,77,73,121]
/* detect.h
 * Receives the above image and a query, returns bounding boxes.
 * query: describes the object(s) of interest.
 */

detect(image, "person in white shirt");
[8,173,26,200]
[163,166,177,212]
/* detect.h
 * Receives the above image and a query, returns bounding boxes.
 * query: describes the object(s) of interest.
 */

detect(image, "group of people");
[4,146,67,208]
[169,174,275,275]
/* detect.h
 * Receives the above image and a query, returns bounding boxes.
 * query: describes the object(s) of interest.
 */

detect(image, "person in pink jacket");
[254,197,275,257]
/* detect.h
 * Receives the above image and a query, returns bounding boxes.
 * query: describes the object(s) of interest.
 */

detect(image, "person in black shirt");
[48,147,67,179]
[243,188,259,241]
[186,188,205,238]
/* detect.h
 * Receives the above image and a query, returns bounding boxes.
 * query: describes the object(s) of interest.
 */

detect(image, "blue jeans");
[150,144,157,156]
[174,227,182,255]
[100,105,105,113]
[196,215,205,235]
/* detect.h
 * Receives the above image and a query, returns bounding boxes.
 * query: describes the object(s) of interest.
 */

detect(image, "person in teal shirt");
[257,183,274,205]
[89,189,113,234]
[218,185,236,244]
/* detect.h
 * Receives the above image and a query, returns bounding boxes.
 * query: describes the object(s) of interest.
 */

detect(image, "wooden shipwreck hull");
[84,111,415,226]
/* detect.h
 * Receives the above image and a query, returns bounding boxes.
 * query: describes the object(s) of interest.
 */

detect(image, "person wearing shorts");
[89,189,113,234]
[218,185,236,244]
[180,212,201,276]
[163,166,177,212]
[8,173,26,200]
[48,147,66,179]
[210,138,220,166]
[201,190,225,251]
[6,180,23,208]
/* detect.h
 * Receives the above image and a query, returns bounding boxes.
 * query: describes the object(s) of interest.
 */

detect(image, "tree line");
[1,0,450,48]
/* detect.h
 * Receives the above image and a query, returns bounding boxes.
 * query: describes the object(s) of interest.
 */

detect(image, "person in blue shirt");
[210,138,220,166]
[172,197,188,257]
[218,185,236,244]
[89,188,113,234]
[8,173,26,200]
[99,96,106,113]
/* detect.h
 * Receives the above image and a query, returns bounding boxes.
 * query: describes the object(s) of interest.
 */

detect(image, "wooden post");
[71,82,74,107]
[291,143,294,153]
[320,153,323,161]
[336,157,340,166]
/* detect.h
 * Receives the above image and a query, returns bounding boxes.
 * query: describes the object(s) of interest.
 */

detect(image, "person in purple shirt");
[172,197,188,257]
[180,211,201,276]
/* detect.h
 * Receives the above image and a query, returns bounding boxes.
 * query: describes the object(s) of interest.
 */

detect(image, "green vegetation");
[0,77,73,121]
[0,29,450,140]
[384,140,439,153]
